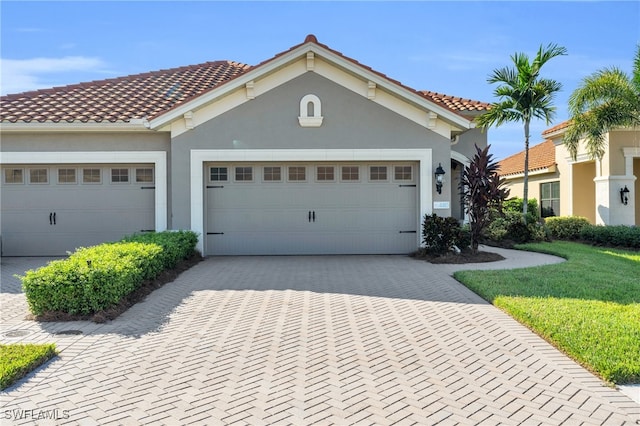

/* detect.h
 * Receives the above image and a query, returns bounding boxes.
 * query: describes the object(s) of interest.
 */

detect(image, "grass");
[0,343,57,390]
[454,241,640,385]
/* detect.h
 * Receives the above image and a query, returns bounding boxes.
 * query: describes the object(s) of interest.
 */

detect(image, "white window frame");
[3,168,24,184]
[263,166,282,183]
[287,166,307,182]
[393,165,414,182]
[57,167,78,185]
[316,165,336,183]
[369,165,389,182]
[340,165,360,182]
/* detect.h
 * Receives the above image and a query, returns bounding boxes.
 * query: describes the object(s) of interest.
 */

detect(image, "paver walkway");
[1,250,639,425]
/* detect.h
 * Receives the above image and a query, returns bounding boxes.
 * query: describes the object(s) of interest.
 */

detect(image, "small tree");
[460,145,510,253]
[476,43,566,223]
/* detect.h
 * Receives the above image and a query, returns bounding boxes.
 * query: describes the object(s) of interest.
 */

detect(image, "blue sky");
[1,1,638,159]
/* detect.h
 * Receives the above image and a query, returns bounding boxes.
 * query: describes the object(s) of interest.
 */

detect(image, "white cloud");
[0,56,108,95]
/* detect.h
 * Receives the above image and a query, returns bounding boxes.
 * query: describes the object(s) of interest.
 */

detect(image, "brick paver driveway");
[1,254,639,425]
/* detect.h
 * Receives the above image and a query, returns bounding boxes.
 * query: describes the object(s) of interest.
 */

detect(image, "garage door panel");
[1,164,155,256]
[205,162,419,255]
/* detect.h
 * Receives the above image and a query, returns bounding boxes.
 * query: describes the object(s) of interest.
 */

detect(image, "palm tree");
[564,45,640,160]
[476,43,567,222]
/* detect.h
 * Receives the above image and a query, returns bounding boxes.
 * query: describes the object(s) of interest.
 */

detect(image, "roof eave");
[500,164,557,179]
[0,120,151,133]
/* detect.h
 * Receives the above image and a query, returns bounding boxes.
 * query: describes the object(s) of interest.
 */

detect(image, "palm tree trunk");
[523,119,530,224]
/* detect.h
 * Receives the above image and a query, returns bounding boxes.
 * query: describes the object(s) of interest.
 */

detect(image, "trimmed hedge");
[580,225,640,249]
[1,344,57,390]
[20,231,198,316]
[123,230,198,269]
[545,216,590,240]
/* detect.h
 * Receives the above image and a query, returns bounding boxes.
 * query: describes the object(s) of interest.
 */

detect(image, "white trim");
[0,151,167,232]
[190,148,432,254]
[0,120,150,133]
[450,151,471,167]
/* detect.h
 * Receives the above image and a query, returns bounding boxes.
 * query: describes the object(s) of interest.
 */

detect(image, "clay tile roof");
[498,139,556,176]
[1,61,251,123]
[1,35,488,124]
[418,91,491,113]
[542,120,571,136]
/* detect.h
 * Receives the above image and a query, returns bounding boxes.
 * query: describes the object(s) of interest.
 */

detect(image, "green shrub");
[421,214,465,254]
[1,344,57,390]
[545,216,590,240]
[485,210,547,244]
[21,242,164,315]
[20,230,199,316]
[580,225,640,249]
[503,197,539,224]
[123,230,198,268]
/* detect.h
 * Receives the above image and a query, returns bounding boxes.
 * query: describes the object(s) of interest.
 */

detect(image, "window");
[30,168,48,184]
[288,166,306,181]
[210,167,228,182]
[341,166,359,181]
[136,168,154,183]
[394,166,413,181]
[83,168,101,184]
[540,181,560,217]
[263,166,281,182]
[111,168,129,183]
[235,166,253,181]
[5,168,23,184]
[58,168,77,184]
[316,166,335,181]
[369,166,387,181]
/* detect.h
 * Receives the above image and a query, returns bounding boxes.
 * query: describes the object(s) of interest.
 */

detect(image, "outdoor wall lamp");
[620,185,630,205]
[435,163,446,194]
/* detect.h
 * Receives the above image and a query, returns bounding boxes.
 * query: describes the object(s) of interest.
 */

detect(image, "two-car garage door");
[205,162,419,255]
[1,164,155,256]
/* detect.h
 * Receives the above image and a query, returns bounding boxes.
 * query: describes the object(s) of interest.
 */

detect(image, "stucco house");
[498,123,639,226]
[1,35,489,256]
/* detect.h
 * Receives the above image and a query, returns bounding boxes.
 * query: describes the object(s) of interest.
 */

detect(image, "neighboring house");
[499,124,639,226]
[0,35,489,256]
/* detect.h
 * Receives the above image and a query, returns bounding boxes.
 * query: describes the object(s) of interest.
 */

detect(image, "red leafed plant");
[460,145,510,253]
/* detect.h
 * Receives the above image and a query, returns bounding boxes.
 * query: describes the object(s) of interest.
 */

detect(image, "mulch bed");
[412,249,505,264]
[28,255,202,323]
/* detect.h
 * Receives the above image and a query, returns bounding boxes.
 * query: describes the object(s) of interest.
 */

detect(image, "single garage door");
[1,164,155,256]
[205,162,418,255]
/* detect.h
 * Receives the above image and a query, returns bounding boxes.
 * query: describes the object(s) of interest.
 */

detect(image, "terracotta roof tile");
[498,139,556,176]
[1,61,250,123]
[542,120,571,136]
[418,91,491,113]
[1,35,488,124]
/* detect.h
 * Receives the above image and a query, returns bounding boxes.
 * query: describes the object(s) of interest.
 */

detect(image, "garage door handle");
[308,211,312,222]
[53,212,56,225]
[312,211,316,222]
[49,212,53,225]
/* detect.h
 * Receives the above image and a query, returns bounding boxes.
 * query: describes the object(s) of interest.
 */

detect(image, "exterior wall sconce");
[435,163,446,194]
[620,185,630,205]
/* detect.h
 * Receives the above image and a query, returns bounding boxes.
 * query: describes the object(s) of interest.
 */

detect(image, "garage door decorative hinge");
[140,186,155,189]
[207,185,224,189]
[398,184,416,187]
[207,232,225,235]
[398,231,417,234]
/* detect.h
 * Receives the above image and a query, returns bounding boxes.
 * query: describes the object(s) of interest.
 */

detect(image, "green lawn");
[0,343,57,390]
[454,241,640,385]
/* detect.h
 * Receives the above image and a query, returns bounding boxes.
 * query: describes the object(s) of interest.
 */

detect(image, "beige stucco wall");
[501,170,561,215]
